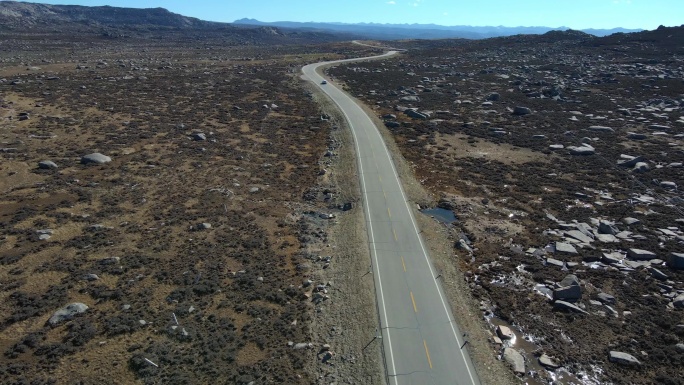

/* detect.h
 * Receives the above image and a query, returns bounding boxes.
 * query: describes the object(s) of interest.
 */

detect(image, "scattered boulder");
[627,248,657,261]
[660,181,677,189]
[555,242,578,254]
[503,347,525,374]
[399,95,420,102]
[553,300,588,314]
[649,267,668,281]
[589,125,614,133]
[609,351,641,366]
[668,252,684,270]
[554,274,582,301]
[81,153,111,165]
[554,285,581,301]
[568,145,595,155]
[631,162,649,173]
[38,160,58,169]
[622,217,640,226]
[627,132,647,140]
[538,354,560,369]
[496,325,515,340]
[674,293,684,309]
[192,132,207,141]
[598,220,619,235]
[617,155,644,167]
[513,106,531,116]
[48,303,89,326]
[597,292,616,305]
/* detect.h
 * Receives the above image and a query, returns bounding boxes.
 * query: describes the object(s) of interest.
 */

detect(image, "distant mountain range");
[0,1,644,42]
[233,18,643,40]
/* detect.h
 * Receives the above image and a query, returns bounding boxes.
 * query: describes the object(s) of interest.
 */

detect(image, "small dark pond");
[420,207,457,224]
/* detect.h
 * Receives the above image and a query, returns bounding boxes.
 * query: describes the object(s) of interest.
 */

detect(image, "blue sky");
[9,0,684,29]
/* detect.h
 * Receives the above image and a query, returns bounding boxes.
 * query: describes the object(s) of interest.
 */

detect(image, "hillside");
[0,1,351,44]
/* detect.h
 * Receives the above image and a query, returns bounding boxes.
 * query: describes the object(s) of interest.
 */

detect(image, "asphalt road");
[302,54,481,385]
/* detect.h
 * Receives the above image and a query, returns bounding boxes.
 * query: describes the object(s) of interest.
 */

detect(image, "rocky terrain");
[0,14,384,384]
[328,26,684,385]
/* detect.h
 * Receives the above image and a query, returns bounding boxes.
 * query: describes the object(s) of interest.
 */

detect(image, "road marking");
[401,256,406,272]
[393,228,398,241]
[423,340,433,369]
[410,291,417,313]
[387,207,391,218]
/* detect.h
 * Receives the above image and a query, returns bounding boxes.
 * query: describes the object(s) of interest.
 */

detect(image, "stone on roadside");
[48,303,89,326]
[503,347,525,374]
[81,153,111,165]
[609,351,641,366]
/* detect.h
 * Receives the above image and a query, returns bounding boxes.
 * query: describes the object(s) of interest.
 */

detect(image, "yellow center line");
[387,207,391,218]
[401,256,406,272]
[393,228,398,241]
[423,340,433,369]
[410,291,417,313]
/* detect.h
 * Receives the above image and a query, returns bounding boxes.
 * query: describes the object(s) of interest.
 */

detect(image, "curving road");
[302,54,481,385]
